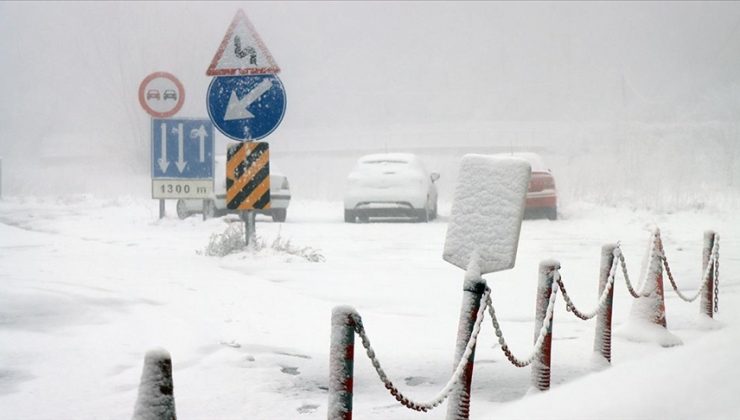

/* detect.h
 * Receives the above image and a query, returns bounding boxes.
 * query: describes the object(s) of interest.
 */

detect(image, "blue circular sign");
[207,75,286,141]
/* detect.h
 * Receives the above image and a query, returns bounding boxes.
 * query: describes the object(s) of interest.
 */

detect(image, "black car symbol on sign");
[163,89,177,101]
[146,89,160,100]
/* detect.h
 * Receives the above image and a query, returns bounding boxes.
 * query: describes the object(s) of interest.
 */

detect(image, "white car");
[176,156,291,222]
[344,153,439,223]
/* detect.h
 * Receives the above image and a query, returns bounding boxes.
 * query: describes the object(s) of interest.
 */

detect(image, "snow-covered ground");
[0,196,738,419]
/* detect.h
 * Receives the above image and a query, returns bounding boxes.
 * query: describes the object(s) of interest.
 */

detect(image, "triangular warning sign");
[206,9,280,76]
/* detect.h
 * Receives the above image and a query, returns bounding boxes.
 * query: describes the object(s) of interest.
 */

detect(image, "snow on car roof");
[358,153,417,163]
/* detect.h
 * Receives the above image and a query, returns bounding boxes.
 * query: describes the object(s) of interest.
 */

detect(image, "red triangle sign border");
[206,9,281,76]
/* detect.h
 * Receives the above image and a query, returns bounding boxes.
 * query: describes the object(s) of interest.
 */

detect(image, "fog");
[1,1,739,210]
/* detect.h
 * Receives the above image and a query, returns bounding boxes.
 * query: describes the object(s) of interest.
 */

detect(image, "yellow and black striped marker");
[226,142,270,210]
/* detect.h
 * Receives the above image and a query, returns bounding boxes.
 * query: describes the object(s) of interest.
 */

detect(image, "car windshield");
[356,159,414,173]
[362,159,409,165]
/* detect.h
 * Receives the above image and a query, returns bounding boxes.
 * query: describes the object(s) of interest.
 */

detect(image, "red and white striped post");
[132,348,176,420]
[594,244,617,363]
[625,229,683,347]
[629,230,668,328]
[531,260,558,391]
[700,230,717,318]
[328,306,357,420]
[446,277,487,420]
[652,233,668,328]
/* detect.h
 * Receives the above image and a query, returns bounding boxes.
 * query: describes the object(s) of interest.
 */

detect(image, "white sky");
[2,2,739,130]
[0,1,739,196]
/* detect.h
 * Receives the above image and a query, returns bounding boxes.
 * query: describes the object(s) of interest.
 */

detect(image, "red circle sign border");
[138,72,185,118]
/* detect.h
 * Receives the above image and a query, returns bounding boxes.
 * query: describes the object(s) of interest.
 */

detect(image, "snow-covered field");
[0,196,738,419]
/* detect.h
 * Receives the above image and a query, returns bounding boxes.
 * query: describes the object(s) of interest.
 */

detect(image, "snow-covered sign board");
[443,155,531,274]
[206,9,280,76]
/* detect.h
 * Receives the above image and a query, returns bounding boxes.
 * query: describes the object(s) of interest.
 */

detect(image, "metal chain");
[487,276,559,368]
[558,249,620,320]
[640,231,662,296]
[658,233,719,303]
[617,246,651,298]
[350,287,491,412]
[714,237,721,312]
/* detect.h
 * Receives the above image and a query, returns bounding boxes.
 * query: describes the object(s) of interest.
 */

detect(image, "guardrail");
[327,229,720,420]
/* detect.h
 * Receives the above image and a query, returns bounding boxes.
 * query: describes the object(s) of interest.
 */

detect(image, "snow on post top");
[443,154,531,275]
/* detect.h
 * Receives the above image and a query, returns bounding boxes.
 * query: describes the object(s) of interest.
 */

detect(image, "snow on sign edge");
[206,9,281,76]
[443,155,531,275]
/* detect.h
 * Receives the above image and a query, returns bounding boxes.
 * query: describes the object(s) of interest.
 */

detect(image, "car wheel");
[358,215,369,223]
[546,207,557,221]
[176,199,189,220]
[272,208,287,222]
[344,210,356,223]
[203,199,218,219]
[417,207,430,223]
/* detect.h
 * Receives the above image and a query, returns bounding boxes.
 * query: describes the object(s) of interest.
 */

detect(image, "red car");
[499,153,558,220]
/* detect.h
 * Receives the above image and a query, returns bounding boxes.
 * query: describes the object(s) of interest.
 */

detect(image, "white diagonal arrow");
[158,122,169,173]
[224,78,273,121]
[190,125,208,162]
[172,123,187,173]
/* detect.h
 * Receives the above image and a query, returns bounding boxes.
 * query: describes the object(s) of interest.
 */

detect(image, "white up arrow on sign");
[190,125,209,162]
[223,78,273,121]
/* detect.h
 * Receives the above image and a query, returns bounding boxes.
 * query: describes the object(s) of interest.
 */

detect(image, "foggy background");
[1,1,738,211]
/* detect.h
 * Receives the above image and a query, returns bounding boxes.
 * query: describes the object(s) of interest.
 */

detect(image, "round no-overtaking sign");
[138,72,185,118]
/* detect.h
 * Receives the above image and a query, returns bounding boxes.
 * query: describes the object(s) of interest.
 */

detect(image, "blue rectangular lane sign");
[151,118,215,179]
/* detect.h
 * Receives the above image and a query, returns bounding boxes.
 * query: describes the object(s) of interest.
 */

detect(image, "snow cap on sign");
[207,9,280,76]
[443,155,531,275]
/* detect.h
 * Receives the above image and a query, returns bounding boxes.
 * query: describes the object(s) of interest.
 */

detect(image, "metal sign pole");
[159,199,165,219]
[242,210,256,246]
[207,9,285,245]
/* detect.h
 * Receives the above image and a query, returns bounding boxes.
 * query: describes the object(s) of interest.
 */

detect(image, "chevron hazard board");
[226,142,270,210]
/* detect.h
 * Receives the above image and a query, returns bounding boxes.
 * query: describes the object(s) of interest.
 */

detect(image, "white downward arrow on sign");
[224,78,273,121]
[158,122,169,173]
[172,123,187,173]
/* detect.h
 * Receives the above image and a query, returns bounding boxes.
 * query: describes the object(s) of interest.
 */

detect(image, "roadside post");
[206,9,286,245]
[442,155,531,420]
[701,230,717,318]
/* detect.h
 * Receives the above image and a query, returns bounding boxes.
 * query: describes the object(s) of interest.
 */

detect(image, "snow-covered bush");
[268,235,326,262]
[200,223,247,257]
[198,223,325,262]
